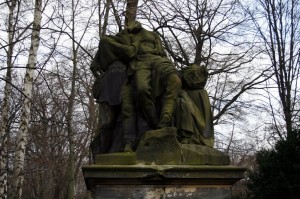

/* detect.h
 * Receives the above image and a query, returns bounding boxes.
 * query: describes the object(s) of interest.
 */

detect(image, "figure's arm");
[152,32,167,56]
[117,31,140,60]
[128,34,141,57]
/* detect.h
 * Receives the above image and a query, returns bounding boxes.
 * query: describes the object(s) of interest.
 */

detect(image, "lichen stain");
[165,187,197,198]
[144,189,164,199]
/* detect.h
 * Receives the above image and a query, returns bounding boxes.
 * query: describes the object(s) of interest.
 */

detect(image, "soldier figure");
[120,21,182,151]
[90,21,182,153]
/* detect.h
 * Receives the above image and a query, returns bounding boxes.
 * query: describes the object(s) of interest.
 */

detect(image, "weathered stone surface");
[93,185,231,199]
[93,131,230,165]
[164,186,231,199]
[95,152,136,165]
[135,127,181,165]
[82,165,246,186]
[94,185,164,199]
[181,144,230,165]
[82,165,246,199]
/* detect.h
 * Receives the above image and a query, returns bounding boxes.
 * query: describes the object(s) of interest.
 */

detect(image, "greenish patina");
[176,65,214,147]
[89,21,226,165]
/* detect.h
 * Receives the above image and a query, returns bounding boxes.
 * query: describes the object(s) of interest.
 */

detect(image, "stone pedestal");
[82,165,245,199]
[84,128,244,198]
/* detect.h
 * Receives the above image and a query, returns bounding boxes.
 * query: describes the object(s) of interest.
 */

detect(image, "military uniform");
[90,22,182,152]
[121,21,182,130]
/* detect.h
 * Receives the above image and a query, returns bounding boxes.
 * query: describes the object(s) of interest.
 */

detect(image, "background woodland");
[0,0,299,198]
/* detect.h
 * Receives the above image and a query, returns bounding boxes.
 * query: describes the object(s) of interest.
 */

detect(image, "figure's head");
[182,64,208,89]
[125,21,142,33]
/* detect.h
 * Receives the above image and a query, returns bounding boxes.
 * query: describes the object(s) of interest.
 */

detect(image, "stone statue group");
[90,21,214,156]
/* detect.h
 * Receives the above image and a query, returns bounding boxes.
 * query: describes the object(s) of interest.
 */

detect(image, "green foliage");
[247,131,300,199]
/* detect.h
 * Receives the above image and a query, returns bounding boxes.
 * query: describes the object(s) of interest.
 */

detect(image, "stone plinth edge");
[82,164,245,190]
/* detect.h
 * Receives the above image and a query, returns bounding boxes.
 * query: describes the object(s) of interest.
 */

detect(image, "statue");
[118,21,182,152]
[89,21,225,165]
[176,65,214,147]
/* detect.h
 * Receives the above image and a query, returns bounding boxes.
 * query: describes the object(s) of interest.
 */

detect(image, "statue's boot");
[124,142,134,152]
[123,116,136,152]
[157,98,176,129]
[157,73,181,129]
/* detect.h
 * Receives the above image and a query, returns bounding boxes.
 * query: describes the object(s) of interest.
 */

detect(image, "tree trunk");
[66,1,77,198]
[0,1,17,198]
[101,0,111,37]
[66,57,76,199]
[10,0,42,198]
[125,0,139,25]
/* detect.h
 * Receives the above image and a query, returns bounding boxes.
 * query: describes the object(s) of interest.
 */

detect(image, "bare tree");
[0,0,113,198]
[138,0,270,153]
[0,1,19,198]
[24,76,68,199]
[246,0,300,139]
[10,0,43,198]
[3,0,293,198]
[49,0,98,198]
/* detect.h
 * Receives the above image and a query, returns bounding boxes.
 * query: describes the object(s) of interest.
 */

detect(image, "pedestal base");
[82,165,245,199]
[93,185,231,199]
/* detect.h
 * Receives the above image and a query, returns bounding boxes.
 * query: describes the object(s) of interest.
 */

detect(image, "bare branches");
[245,0,300,137]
